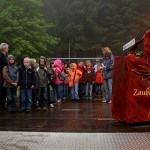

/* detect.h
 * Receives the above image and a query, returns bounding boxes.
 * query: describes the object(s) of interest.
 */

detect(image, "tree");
[42,0,150,56]
[0,0,59,59]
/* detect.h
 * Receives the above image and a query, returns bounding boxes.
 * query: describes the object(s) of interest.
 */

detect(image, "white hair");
[0,43,9,52]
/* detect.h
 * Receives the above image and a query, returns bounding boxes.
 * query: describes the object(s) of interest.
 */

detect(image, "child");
[30,58,38,108]
[95,64,104,95]
[53,59,63,102]
[18,57,36,112]
[83,60,95,100]
[3,55,18,112]
[77,61,85,99]
[69,63,82,100]
[36,56,49,111]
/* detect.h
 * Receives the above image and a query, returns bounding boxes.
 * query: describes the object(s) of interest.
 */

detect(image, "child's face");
[40,59,45,65]
[24,58,31,68]
[9,58,14,64]
[78,62,83,67]
[70,65,74,70]
[46,61,50,66]
[86,61,91,67]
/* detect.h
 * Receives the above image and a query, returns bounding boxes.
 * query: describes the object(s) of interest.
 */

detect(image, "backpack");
[47,69,56,83]
[58,70,66,81]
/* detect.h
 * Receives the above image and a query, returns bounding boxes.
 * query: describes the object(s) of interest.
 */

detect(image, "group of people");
[0,43,114,112]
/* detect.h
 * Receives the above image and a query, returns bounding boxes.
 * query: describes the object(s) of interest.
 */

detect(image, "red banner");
[112,54,150,124]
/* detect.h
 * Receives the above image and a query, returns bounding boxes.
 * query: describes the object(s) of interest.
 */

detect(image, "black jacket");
[83,67,95,83]
[0,52,7,74]
[0,52,7,86]
[18,66,36,88]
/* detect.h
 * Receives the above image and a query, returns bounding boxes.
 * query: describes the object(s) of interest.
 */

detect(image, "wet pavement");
[0,97,150,133]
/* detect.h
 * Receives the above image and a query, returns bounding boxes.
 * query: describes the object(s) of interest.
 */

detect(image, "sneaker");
[37,107,41,111]
[102,100,107,103]
[26,109,31,112]
[43,107,48,111]
[19,109,26,112]
[62,97,66,100]
[50,104,54,108]
[57,99,61,103]
[108,101,112,104]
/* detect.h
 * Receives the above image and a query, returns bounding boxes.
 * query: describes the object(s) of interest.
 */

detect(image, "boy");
[37,56,49,111]
[18,57,36,112]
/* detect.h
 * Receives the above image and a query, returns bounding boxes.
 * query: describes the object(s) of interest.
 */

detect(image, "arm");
[2,66,13,84]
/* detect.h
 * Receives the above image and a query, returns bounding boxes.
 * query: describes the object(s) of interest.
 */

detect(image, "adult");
[102,47,114,103]
[0,43,9,109]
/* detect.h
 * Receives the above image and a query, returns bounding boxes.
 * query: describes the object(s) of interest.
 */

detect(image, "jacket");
[83,66,95,83]
[69,63,82,83]
[3,64,18,88]
[53,59,63,85]
[102,55,114,79]
[18,66,36,88]
[36,66,49,88]
[77,66,84,83]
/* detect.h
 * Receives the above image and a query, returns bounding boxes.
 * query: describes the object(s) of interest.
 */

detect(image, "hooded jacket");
[3,55,19,88]
[69,63,82,83]
[36,56,49,88]
[53,59,63,85]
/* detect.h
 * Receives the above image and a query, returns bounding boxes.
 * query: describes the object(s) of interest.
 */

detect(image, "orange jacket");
[69,63,82,83]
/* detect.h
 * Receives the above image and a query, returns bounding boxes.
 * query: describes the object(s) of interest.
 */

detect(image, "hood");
[54,59,62,69]
[70,63,77,70]
[8,54,15,64]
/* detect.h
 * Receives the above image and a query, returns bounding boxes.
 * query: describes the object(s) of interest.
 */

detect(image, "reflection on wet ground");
[0,98,149,132]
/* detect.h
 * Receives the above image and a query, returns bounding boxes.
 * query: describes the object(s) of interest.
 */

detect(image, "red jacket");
[77,66,84,83]
[95,70,104,84]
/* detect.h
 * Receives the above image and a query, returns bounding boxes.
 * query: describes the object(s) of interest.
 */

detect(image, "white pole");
[69,42,71,64]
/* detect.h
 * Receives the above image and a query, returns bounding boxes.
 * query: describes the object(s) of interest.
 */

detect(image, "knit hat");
[8,54,15,61]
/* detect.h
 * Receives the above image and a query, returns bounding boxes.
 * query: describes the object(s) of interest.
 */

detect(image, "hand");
[44,67,47,71]
[92,81,95,84]
[31,85,35,89]
[17,86,20,90]
[12,82,17,87]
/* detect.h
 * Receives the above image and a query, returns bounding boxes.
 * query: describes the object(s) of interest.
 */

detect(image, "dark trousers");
[38,87,48,108]
[0,74,6,109]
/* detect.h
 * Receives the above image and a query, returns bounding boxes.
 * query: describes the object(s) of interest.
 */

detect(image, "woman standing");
[102,47,114,103]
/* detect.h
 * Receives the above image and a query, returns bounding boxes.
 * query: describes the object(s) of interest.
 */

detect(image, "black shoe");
[19,109,26,112]
[26,109,31,112]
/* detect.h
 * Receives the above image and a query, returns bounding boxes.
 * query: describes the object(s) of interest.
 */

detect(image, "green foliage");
[43,0,150,56]
[0,0,59,59]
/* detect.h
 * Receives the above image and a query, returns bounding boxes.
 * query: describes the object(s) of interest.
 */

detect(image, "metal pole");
[69,42,71,65]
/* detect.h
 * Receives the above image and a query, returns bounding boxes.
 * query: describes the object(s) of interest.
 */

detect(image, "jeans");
[71,82,79,100]
[38,87,48,107]
[6,87,17,111]
[62,84,68,98]
[104,78,112,102]
[55,84,63,100]
[85,82,93,100]
[20,88,32,110]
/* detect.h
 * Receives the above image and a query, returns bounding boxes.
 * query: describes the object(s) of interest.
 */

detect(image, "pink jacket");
[53,59,63,85]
